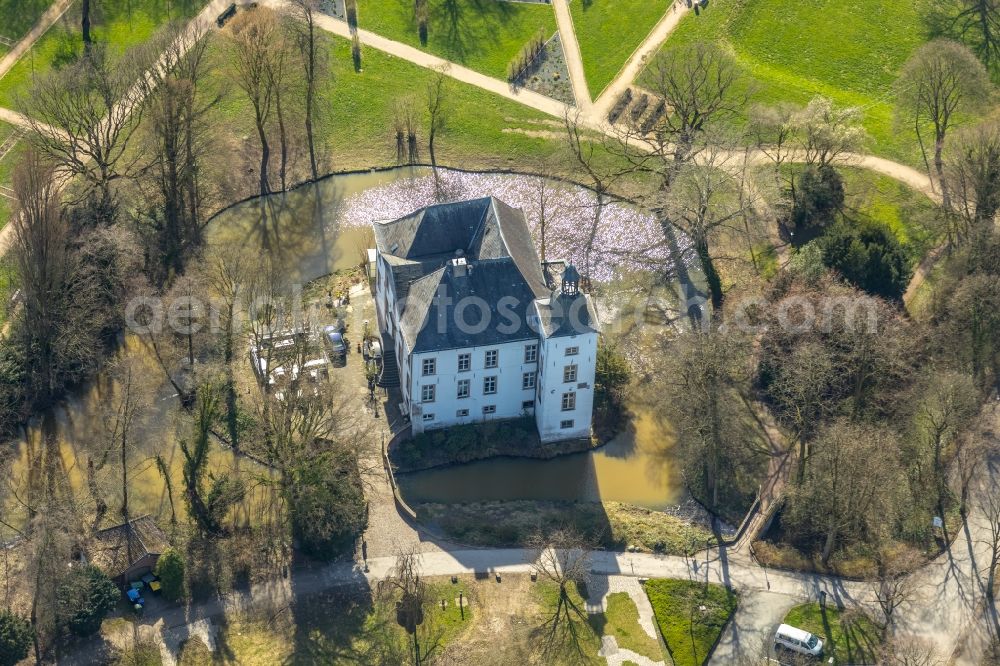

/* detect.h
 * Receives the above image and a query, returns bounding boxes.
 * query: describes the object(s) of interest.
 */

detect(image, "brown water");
[397,407,683,511]
[1,337,277,533]
[1,167,688,532]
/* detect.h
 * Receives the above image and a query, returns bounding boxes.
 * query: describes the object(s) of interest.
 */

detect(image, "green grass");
[840,166,939,261]
[657,0,930,164]
[0,0,207,107]
[783,602,881,664]
[0,121,24,232]
[0,0,53,45]
[570,0,669,97]
[594,592,664,661]
[359,0,557,80]
[203,33,584,172]
[643,579,738,666]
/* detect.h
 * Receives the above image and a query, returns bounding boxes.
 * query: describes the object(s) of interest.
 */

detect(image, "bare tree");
[945,119,1000,236]
[785,420,905,566]
[933,0,1000,70]
[290,0,327,181]
[378,548,434,665]
[879,636,942,666]
[871,550,921,637]
[978,477,1000,607]
[11,151,101,406]
[227,7,282,197]
[142,24,217,283]
[657,327,762,510]
[527,528,594,660]
[426,66,449,170]
[634,41,749,174]
[896,39,991,211]
[22,45,152,219]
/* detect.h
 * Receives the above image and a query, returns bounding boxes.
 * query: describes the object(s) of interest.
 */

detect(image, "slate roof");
[375,197,554,352]
[89,516,170,579]
[536,293,601,338]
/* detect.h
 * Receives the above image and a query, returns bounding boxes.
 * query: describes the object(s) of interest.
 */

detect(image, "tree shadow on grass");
[430,0,521,67]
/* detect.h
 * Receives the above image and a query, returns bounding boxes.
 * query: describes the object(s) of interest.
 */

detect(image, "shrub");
[154,548,185,602]
[57,564,119,637]
[0,611,33,666]
[818,218,912,300]
[791,164,845,239]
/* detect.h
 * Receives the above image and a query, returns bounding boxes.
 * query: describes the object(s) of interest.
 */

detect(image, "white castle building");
[372,197,599,442]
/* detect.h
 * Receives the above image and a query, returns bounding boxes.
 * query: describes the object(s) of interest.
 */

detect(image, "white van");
[774,623,824,658]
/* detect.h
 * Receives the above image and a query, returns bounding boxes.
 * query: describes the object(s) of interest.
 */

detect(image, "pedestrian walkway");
[0,0,74,81]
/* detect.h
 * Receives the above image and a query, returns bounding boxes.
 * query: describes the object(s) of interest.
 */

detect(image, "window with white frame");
[456,408,470,417]
[565,346,579,356]
[483,376,497,394]
[485,349,498,368]
[421,384,436,403]
[483,405,496,414]
[422,357,436,376]
[457,353,471,372]
[522,372,535,390]
[560,419,574,429]
[423,413,435,421]
[561,391,576,411]
[563,364,577,383]
[457,379,470,399]
[524,343,538,363]
[522,400,534,410]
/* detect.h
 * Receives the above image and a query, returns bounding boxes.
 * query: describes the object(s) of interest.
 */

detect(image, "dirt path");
[590,2,689,122]
[551,0,592,111]
[0,0,75,81]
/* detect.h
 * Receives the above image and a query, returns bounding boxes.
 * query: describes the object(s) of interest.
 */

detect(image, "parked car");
[774,623,824,658]
[323,326,347,362]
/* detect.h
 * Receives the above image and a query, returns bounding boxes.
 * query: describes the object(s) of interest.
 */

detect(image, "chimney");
[449,256,468,277]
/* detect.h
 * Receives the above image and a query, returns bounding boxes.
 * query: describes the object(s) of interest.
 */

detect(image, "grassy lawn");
[658,0,928,165]
[596,592,665,661]
[0,0,53,45]
[840,166,939,262]
[570,0,669,97]
[359,0,557,81]
[0,0,207,107]
[0,121,25,233]
[783,602,882,664]
[203,32,582,173]
[644,579,738,666]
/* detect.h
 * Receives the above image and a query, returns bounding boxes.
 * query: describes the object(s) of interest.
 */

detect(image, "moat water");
[2,167,688,532]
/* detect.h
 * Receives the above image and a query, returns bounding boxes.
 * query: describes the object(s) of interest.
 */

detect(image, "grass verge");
[570,0,669,98]
[597,592,664,661]
[658,0,928,165]
[0,0,207,107]
[359,0,557,81]
[644,578,738,666]
[783,602,881,664]
[414,500,716,554]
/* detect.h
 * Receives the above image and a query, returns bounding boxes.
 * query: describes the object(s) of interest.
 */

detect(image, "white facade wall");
[409,340,539,433]
[535,331,598,442]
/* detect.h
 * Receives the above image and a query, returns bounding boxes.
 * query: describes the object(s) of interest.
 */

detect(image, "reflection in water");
[2,337,275,530]
[2,166,690,532]
[206,166,694,285]
[397,407,683,511]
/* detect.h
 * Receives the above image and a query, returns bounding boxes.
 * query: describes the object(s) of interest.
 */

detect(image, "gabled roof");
[375,197,553,352]
[89,516,170,578]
